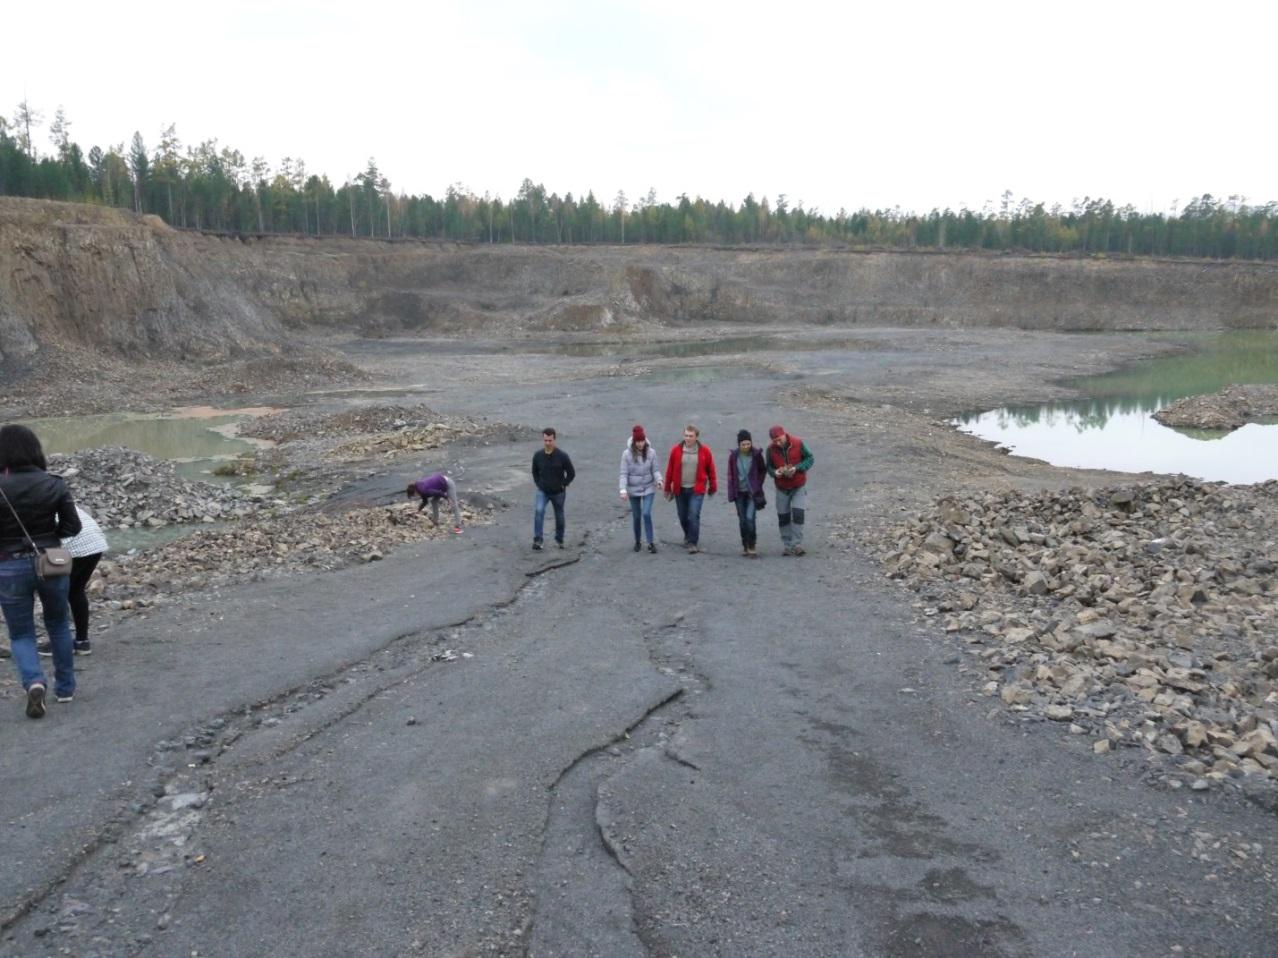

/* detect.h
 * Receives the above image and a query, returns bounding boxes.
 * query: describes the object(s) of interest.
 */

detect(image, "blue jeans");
[534,489,566,544]
[734,496,757,548]
[629,493,655,544]
[0,557,75,697]
[675,489,704,545]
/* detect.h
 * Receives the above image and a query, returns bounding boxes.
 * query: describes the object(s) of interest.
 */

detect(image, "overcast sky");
[6,0,1275,215]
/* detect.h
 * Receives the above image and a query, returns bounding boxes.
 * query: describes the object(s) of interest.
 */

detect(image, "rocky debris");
[1153,385,1278,432]
[51,447,269,530]
[865,478,1278,796]
[90,501,485,608]
[238,403,528,461]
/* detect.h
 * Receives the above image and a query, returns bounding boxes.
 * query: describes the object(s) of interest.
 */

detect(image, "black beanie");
[737,429,752,443]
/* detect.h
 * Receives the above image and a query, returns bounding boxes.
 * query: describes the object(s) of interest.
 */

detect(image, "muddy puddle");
[20,406,277,481]
[957,331,1278,484]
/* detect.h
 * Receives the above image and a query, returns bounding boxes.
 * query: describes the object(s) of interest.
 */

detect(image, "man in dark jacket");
[531,427,575,550]
[766,425,814,556]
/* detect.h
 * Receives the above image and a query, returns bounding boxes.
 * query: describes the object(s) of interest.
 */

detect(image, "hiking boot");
[648,542,658,554]
[26,683,46,719]
[74,639,92,655]
[532,540,544,551]
[37,641,52,657]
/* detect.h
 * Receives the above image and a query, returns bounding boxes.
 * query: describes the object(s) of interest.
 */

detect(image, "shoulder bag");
[0,483,73,578]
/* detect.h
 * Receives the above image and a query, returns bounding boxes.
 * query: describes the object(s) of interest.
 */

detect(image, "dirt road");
[0,327,1272,957]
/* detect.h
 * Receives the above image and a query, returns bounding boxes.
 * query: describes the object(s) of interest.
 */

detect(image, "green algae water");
[21,407,273,480]
[957,331,1278,485]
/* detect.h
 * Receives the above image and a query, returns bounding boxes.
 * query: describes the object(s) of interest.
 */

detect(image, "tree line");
[2,101,1275,260]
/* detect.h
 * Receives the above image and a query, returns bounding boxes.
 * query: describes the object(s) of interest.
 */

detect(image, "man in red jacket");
[663,424,717,553]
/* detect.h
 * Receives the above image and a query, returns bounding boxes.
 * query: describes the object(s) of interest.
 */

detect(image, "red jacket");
[664,443,717,496]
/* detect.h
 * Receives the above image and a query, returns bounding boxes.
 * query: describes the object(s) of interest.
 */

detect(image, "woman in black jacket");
[0,424,81,718]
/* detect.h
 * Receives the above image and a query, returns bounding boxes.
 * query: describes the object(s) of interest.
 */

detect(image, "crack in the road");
[0,552,573,941]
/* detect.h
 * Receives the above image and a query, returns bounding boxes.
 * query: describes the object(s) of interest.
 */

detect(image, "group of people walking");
[534,422,814,557]
[0,425,107,720]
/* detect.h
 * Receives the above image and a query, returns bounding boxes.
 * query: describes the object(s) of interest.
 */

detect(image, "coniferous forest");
[2,102,1275,260]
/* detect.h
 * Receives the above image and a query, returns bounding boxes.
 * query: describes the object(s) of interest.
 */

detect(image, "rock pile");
[241,404,461,442]
[873,478,1278,795]
[51,447,268,530]
[238,404,526,461]
[1153,385,1278,432]
[91,501,485,609]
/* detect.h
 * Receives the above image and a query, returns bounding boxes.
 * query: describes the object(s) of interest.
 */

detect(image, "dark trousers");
[68,553,102,642]
[734,497,757,549]
[675,489,704,545]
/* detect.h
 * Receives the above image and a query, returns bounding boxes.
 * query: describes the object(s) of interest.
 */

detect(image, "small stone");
[1094,740,1111,754]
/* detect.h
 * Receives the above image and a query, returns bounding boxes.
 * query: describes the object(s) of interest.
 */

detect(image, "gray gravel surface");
[0,328,1273,957]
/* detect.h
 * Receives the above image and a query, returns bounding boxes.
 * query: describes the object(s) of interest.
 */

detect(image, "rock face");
[868,478,1278,794]
[4,196,1278,373]
[1153,385,1278,431]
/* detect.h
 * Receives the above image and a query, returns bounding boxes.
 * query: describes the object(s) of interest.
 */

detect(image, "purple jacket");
[414,473,449,499]
[725,449,767,502]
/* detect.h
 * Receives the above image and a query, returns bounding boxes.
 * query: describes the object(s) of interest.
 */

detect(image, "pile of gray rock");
[51,447,267,530]
[875,478,1278,795]
[239,403,529,460]
[1153,385,1278,432]
[90,502,482,609]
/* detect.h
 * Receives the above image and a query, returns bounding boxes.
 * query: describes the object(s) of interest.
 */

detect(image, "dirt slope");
[3,196,1276,374]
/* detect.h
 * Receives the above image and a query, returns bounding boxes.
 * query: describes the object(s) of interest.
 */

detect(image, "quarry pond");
[956,330,1278,484]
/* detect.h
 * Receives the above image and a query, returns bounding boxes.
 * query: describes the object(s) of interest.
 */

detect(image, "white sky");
[5,0,1275,215]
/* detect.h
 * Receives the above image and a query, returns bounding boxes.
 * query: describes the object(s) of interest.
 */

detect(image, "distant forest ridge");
[2,105,1276,260]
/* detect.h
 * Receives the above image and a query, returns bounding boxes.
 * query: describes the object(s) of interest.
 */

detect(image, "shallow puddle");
[957,331,1278,484]
[20,407,274,480]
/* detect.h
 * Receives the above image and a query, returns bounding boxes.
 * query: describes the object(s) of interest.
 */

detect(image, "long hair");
[632,438,650,461]
[0,424,48,471]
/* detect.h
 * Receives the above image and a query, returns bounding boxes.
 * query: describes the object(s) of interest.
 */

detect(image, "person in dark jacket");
[531,427,575,550]
[0,424,81,718]
[725,429,768,558]
[766,424,814,556]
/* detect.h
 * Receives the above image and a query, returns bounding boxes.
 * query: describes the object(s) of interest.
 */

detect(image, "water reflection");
[958,402,1277,484]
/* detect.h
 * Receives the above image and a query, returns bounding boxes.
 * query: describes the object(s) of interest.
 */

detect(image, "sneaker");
[688,544,700,554]
[648,543,658,554]
[74,639,92,655]
[782,546,794,556]
[453,527,463,535]
[37,641,52,657]
[556,541,565,550]
[633,542,642,552]
[532,540,544,551]
[56,692,74,704]
[792,545,806,556]
[26,683,46,719]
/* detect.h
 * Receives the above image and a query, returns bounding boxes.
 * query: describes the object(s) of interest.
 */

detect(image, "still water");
[22,407,272,480]
[956,331,1278,485]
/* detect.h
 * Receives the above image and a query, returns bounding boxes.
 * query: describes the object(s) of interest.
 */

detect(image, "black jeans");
[68,553,102,642]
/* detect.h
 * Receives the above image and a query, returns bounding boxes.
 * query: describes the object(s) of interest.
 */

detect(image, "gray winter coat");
[620,440,662,497]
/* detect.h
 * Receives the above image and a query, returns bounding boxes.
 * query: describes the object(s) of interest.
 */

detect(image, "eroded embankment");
[3,197,1277,376]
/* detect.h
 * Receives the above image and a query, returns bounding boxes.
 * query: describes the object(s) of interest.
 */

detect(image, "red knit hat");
[632,425,647,443]
[769,425,786,439]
